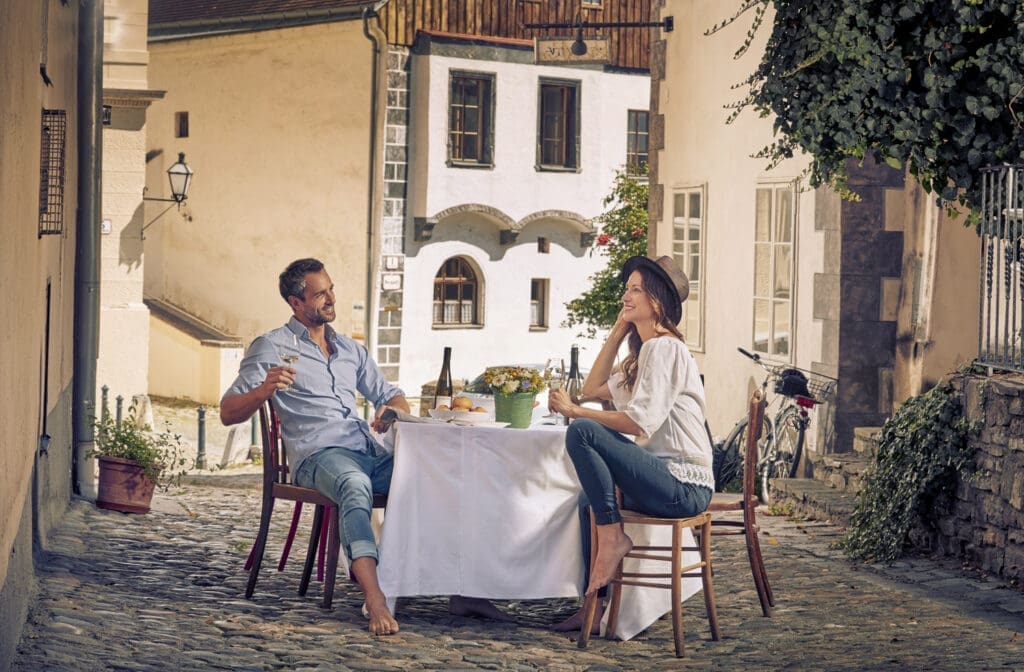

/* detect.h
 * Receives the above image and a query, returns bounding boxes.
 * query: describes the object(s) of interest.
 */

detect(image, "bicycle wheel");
[759,406,802,504]
[720,413,772,496]
[774,406,803,478]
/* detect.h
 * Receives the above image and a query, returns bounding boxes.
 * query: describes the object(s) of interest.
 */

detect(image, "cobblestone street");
[10,470,1024,671]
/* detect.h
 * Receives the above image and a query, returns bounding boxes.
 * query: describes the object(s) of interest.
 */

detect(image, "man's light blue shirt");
[223,317,404,473]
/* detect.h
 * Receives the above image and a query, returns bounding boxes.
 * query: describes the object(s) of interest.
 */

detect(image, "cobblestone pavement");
[10,470,1024,672]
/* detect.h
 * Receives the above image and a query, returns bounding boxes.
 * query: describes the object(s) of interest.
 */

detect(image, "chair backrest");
[742,389,767,510]
[258,401,292,486]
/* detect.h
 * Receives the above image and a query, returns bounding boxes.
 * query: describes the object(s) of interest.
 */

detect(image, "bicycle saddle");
[775,369,811,399]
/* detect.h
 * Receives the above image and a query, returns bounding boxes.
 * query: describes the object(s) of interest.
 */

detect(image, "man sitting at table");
[221,258,511,635]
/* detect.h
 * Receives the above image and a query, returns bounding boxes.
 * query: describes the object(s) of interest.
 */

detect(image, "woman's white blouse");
[607,337,715,491]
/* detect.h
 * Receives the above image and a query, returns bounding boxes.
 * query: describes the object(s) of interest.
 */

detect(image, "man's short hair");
[279,258,325,303]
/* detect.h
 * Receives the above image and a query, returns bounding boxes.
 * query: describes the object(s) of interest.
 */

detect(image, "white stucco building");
[394,32,650,390]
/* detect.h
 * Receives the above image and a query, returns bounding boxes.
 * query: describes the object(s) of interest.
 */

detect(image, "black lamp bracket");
[524,15,673,34]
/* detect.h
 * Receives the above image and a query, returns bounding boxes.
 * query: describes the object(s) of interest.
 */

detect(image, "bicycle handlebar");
[734,346,838,404]
[737,347,759,362]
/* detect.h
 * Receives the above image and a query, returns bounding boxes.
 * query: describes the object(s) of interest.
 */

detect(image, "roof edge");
[149,3,377,42]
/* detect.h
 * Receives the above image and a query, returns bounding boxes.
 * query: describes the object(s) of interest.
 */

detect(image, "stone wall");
[930,373,1024,583]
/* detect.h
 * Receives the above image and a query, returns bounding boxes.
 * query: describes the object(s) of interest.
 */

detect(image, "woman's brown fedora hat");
[621,255,690,325]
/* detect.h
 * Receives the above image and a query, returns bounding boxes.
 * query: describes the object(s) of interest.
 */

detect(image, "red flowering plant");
[564,167,649,338]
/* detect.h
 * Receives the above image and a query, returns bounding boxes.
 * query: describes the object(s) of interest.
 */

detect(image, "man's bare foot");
[586,525,633,596]
[551,600,603,633]
[364,594,399,635]
[448,595,515,622]
[350,557,399,635]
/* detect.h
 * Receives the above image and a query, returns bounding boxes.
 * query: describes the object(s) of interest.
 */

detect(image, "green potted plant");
[89,401,189,513]
[482,366,547,429]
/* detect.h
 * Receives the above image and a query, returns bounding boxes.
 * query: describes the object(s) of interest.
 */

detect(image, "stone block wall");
[929,373,1024,583]
[377,46,411,382]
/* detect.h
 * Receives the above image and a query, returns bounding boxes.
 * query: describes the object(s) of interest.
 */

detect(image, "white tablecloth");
[376,422,703,640]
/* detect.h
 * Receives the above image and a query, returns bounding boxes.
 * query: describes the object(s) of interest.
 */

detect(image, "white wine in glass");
[279,334,300,388]
[543,357,565,420]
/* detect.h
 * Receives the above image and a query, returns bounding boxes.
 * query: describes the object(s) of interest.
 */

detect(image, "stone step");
[853,426,883,456]
[813,452,875,494]
[771,477,857,527]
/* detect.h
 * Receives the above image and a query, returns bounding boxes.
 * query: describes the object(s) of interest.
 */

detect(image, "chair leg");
[604,531,626,640]
[670,523,684,657]
[322,504,341,609]
[245,496,275,599]
[699,519,722,640]
[577,592,601,649]
[317,505,331,582]
[744,516,774,616]
[277,502,304,572]
[299,504,324,597]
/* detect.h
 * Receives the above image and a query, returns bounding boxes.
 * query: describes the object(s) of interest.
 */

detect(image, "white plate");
[427,409,495,424]
[454,420,510,429]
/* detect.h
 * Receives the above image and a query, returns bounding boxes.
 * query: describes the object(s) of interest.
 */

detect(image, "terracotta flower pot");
[96,455,157,514]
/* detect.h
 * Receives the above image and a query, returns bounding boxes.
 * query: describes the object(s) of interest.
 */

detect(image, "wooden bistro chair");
[244,401,387,608]
[579,497,721,658]
[708,388,774,616]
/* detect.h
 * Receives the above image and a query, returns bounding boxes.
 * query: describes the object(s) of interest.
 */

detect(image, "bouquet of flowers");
[482,366,547,395]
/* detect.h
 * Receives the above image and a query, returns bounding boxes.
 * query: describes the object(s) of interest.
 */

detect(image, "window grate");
[38,108,67,237]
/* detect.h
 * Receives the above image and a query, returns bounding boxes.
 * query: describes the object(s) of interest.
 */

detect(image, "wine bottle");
[433,347,454,410]
[566,345,584,406]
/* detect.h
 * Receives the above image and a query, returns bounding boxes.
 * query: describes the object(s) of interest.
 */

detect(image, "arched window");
[433,256,480,326]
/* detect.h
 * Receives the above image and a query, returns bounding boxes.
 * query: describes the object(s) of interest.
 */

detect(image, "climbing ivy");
[840,383,975,563]
[717,0,1024,211]
[563,168,648,338]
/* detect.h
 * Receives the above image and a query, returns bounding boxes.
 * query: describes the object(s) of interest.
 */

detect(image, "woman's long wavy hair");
[618,265,684,391]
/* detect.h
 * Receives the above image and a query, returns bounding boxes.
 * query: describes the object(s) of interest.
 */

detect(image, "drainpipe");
[73,0,103,498]
[362,4,390,398]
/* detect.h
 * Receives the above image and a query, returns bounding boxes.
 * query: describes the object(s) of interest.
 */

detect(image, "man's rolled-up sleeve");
[221,336,275,403]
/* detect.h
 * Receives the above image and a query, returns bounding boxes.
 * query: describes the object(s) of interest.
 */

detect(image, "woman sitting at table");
[548,255,714,632]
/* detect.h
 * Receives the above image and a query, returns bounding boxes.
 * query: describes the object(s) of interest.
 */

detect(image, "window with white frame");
[537,79,580,170]
[433,256,480,326]
[672,187,706,349]
[752,183,795,357]
[530,278,549,329]
[448,71,495,166]
[626,110,649,175]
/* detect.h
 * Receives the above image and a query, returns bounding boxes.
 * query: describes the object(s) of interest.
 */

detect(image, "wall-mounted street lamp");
[525,12,674,58]
[141,152,193,237]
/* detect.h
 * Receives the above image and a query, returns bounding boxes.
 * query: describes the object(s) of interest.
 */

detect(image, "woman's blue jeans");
[566,418,712,592]
[293,447,393,563]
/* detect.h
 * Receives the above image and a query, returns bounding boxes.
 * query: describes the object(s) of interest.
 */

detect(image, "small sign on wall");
[534,37,610,64]
[351,301,365,342]
[382,273,402,291]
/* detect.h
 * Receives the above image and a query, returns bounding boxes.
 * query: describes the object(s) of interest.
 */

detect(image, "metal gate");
[978,164,1024,372]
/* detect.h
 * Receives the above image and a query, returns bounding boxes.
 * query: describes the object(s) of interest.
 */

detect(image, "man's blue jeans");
[293,447,393,563]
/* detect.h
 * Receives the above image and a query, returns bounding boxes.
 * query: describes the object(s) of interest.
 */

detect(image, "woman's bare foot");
[364,594,399,635]
[448,596,515,622]
[586,524,633,596]
[551,601,603,633]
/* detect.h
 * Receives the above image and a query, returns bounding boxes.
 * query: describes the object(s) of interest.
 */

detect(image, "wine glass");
[279,333,300,389]
[543,357,566,421]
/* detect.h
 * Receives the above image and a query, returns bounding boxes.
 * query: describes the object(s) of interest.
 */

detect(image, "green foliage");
[840,383,974,563]
[563,168,649,338]
[723,0,1024,211]
[89,402,189,489]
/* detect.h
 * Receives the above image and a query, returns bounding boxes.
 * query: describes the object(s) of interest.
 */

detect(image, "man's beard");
[311,307,336,325]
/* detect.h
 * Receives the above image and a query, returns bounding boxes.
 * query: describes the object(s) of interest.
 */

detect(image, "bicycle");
[714,347,837,505]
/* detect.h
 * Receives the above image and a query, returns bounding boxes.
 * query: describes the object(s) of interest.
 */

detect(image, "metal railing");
[978,164,1024,372]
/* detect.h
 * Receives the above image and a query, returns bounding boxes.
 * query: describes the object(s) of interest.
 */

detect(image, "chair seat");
[707,492,744,511]
[619,509,710,526]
